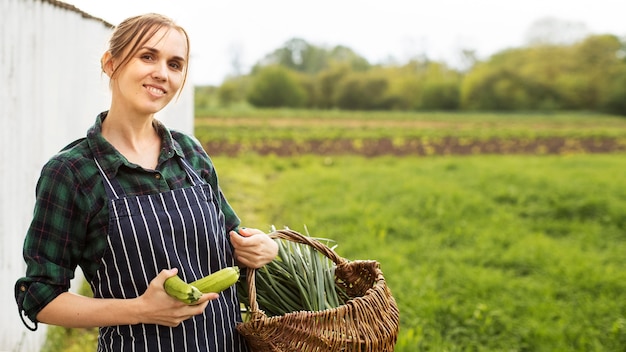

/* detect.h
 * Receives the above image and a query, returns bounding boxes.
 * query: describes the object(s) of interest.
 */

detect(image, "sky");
[63,0,626,86]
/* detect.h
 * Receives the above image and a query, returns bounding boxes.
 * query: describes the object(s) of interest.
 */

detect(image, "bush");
[217,76,251,107]
[602,70,626,116]
[246,65,307,108]
[421,81,460,110]
[334,73,390,110]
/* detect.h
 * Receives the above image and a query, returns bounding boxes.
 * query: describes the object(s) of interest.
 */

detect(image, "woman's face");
[108,27,188,116]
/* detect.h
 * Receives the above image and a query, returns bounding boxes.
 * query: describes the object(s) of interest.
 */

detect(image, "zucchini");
[163,267,240,304]
[163,274,203,304]
[191,266,240,294]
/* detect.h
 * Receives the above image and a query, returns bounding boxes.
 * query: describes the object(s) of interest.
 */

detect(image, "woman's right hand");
[136,268,218,327]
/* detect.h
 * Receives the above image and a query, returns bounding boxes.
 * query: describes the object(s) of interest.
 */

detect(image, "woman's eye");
[169,62,182,70]
[141,53,155,61]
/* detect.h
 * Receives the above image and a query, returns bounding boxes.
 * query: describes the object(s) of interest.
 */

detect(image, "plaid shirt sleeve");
[15,155,91,324]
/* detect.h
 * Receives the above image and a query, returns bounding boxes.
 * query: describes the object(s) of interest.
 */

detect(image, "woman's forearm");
[36,269,216,328]
[36,291,142,328]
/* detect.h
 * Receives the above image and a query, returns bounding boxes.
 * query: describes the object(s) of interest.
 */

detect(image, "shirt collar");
[87,111,184,178]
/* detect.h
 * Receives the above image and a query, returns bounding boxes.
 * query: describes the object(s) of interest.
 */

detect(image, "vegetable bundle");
[237,231,350,317]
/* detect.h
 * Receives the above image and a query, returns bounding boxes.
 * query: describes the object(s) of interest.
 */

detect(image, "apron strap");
[94,158,123,199]
[177,157,205,186]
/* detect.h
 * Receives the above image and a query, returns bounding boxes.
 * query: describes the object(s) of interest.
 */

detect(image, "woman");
[14,13,277,351]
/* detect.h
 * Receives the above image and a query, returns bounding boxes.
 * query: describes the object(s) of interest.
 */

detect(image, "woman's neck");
[101,110,162,170]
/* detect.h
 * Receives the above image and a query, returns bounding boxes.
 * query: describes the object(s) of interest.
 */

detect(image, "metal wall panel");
[0,1,194,349]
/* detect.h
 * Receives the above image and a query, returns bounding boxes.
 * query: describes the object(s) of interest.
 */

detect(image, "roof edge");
[41,0,115,28]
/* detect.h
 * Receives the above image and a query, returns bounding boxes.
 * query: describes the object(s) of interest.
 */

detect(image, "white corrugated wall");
[0,0,193,350]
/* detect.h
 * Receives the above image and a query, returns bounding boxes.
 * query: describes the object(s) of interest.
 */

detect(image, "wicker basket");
[236,229,400,352]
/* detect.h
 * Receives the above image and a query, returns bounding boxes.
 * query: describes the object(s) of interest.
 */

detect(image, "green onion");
[237,228,349,317]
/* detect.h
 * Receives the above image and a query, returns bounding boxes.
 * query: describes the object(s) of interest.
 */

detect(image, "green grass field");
[195,109,626,141]
[213,153,626,352]
[44,111,626,351]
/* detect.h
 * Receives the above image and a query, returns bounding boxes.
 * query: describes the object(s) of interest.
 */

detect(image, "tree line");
[203,34,626,115]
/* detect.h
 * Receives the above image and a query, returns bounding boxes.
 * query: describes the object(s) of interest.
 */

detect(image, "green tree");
[385,60,461,111]
[209,31,626,113]
[461,48,562,110]
[246,65,306,108]
[297,73,318,109]
[419,62,462,110]
[194,85,218,111]
[255,38,327,74]
[254,38,370,75]
[314,62,351,109]
[334,71,391,110]
[385,64,424,110]
[602,66,626,116]
[572,34,624,110]
[422,81,460,110]
[328,45,371,72]
[217,76,250,107]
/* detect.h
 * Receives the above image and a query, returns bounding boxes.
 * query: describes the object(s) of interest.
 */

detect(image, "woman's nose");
[152,61,168,81]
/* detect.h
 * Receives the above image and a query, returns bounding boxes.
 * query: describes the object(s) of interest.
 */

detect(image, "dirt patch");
[197,117,462,129]
[204,136,626,157]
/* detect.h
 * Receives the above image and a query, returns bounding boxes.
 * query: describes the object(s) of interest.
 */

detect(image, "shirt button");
[155,174,162,180]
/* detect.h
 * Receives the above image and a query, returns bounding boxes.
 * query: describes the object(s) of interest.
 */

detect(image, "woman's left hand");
[229,228,278,268]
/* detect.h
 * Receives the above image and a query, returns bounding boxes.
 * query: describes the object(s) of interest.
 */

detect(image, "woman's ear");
[100,51,114,77]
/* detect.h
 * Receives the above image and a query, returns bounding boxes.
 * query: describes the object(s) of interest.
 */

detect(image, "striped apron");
[92,157,249,352]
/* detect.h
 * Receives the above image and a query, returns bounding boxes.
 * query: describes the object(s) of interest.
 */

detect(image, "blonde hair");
[103,13,190,93]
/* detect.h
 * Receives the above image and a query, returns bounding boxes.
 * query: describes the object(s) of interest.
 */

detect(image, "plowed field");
[196,114,626,156]
[204,136,625,156]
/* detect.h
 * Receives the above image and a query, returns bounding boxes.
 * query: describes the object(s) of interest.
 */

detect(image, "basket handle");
[269,229,347,265]
[244,228,348,315]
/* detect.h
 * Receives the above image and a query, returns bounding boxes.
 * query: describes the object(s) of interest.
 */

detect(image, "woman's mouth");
[144,85,166,96]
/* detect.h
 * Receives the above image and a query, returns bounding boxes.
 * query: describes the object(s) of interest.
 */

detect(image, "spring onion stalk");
[237,228,349,317]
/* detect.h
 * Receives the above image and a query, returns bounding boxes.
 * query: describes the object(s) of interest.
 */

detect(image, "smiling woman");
[100,15,191,168]
[14,12,277,352]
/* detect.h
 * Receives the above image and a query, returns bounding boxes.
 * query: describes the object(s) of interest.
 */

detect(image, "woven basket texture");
[236,229,400,352]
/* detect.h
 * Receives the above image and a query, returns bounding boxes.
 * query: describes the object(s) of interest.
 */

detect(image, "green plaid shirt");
[16,112,240,323]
